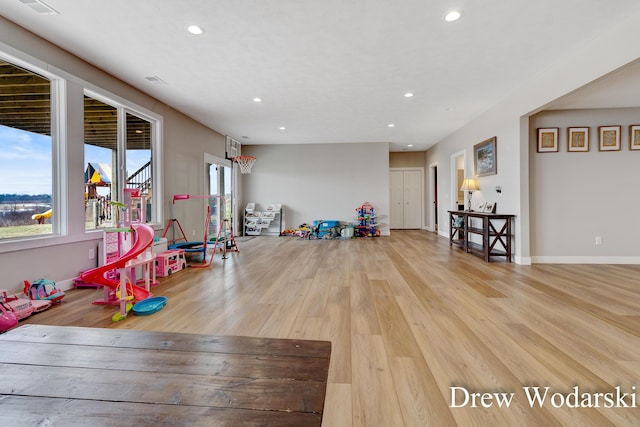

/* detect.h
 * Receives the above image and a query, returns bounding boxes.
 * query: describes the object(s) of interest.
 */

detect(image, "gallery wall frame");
[567,127,589,152]
[630,125,640,150]
[474,137,497,177]
[598,125,621,151]
[537,128,559,153]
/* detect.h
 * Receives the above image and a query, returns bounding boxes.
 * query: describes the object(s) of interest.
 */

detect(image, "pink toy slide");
[80,223,154,302]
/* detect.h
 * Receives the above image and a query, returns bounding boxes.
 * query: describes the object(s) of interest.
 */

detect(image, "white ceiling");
[545,58,640,111]
[2,0,639,151]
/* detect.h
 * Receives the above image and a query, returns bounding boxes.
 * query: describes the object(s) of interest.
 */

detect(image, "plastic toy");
[0,289,35,320]
[133,296,167,316]
[80,223,155,321]
[31,208,52,224]
[23,279,65,303]
[112,303,133,322]
[155,249,186,277]
[163,194,237,268]
[30,299,52,313]
[309,220,341,239]
[355,202,380,237]
[0,296,18,333]
[295,223,311,238]
[116,280,134,301]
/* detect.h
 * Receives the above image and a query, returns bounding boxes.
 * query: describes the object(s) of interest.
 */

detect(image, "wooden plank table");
[0,324,331,426]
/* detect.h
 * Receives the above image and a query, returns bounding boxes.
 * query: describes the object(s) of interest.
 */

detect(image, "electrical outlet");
[595,236,602,245]
[88,248,95,259]
[192,229,196,237]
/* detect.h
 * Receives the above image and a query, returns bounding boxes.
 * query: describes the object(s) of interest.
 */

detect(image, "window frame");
[83,89,163,231]
[0,51,65,247]
[0,44,163,254]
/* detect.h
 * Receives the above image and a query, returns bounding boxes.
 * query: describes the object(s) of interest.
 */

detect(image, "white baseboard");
[514,256,532,265]
[531,256,640,264]
[56,278,76,292]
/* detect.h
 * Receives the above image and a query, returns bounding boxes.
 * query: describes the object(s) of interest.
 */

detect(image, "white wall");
[530,108,640,263]
[426,116,522,244]
[425,6,640,264]
[0,17,225,292]
[242,143,390,235]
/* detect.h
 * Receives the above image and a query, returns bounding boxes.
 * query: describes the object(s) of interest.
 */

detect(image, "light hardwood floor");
[23,230,640,426]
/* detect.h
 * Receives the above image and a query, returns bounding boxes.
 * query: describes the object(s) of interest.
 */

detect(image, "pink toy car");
[0,289,35,320]
[155,249,186,277]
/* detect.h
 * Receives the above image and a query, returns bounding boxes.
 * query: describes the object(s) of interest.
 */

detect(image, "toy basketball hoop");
[233,155,256,174]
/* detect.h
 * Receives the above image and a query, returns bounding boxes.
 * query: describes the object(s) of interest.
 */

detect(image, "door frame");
[389,167,425,230]
[450,149,466,211]
[204,153,234,234]
[427,162,438,232]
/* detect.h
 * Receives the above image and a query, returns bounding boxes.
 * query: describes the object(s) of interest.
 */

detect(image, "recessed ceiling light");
[388,123,395,128]
[404,92,414,98]
[253,97,262,103]
[408,144,414,148]
[241,136,249,139]
[279,126,286,130]
[144,75,167,85]
[186,25,204,35]
[444,10,462,22]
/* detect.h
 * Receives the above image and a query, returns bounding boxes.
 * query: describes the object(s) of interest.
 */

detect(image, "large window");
[0,60,54,240]
[84,95,117,229]
[206,156,232,237]
[0,53,161,243]
[84,95,158,229]
[125,112,153,223]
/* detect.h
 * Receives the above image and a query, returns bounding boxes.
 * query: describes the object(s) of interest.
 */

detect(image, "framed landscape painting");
[474,137,497,177]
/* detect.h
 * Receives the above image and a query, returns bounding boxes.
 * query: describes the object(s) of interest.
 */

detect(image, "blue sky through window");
[0,125,51,195]
[1,125,150,195]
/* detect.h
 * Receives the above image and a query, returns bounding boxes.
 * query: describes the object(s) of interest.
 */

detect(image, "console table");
[449,210,515,262]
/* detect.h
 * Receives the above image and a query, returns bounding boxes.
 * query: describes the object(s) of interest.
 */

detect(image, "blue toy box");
[313,220,340,237]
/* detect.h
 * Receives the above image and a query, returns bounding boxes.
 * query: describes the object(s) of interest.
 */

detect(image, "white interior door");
[390,171,404,229]
[403,170,422,228]
[390,169,423,229]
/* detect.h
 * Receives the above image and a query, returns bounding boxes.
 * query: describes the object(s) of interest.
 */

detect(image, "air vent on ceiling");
[18,0,60,15]
[144,75,167,85]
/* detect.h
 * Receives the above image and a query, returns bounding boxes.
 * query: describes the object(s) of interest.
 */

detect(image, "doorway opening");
[450,150,466,212]
[204,154,232,238]
[428,163,438,232]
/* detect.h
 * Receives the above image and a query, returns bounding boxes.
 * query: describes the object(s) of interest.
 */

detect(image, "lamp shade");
[460,178,479,192]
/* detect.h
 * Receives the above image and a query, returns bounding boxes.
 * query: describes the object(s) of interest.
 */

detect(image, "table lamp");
[460,178,479,211]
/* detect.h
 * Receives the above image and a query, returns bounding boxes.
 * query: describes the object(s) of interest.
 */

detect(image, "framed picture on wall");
[630,125,640,150]
[567,127,589,152]
[537,128,559,152]
[598,126,621,151]
[474,136,497,177]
